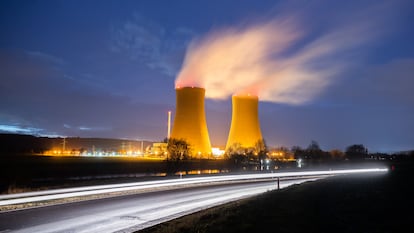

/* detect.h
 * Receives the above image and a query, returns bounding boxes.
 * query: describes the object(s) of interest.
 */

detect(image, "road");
[0,177,320,233]
[0,168,388,233]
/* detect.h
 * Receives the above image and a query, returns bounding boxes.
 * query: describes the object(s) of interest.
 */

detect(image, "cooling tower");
[170,87,212,156]
[225,94,263,151]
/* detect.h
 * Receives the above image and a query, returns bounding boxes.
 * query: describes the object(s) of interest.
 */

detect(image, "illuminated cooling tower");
[170,87,212,156]
[225,94,263,150]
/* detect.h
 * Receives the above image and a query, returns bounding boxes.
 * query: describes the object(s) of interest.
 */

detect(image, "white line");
[0,168,387,206]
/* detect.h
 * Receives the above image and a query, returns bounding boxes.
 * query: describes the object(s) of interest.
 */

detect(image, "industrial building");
[170,87,212,157]
[226,94,263,151]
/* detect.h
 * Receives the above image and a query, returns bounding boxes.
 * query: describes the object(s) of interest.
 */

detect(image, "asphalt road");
[0,177,320,233]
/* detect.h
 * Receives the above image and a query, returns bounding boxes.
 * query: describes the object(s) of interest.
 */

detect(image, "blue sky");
[0,0,413,152]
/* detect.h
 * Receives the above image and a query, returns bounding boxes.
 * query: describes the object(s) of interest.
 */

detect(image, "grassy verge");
[138,161,413,233]
[0,155,231,194]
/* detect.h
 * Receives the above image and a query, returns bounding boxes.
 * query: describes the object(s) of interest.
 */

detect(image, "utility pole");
[277,177,280,190]
[62,138,66,152]
[121,142,125,155]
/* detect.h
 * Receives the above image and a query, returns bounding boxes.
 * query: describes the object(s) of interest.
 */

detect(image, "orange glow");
[175,15,372,105]
[226,94,263,150]
[175,169,222,176]
[170,87,212,156]
[176,19,300,101]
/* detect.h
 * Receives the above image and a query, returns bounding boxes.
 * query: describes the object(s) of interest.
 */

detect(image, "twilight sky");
[1,0,413,152]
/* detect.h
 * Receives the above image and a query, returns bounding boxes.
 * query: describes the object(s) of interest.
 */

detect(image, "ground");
[138,161,414,233]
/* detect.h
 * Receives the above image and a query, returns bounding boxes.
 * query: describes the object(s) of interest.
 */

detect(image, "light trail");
[0,168,387,207]
[1,178,319,233]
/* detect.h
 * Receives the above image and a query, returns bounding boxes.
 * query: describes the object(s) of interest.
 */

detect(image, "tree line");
[166,138,414,166]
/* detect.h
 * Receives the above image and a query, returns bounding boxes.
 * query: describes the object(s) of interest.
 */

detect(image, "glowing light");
[176,15,379,105]
[226,94,263,150]
[212,147,225,156]
[0,167,387,206]
[170,87,212,156]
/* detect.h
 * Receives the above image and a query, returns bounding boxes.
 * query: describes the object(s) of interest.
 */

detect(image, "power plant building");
[226,94,263,151]
[170,87,212,157]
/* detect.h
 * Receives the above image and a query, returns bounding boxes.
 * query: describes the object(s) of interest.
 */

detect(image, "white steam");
[176,14,380,104]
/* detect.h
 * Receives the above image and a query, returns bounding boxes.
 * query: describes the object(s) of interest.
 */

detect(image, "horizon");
[1,132,411,154]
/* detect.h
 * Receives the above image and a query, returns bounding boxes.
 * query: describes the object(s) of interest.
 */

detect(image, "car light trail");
[0,168,388,233]
[1,178,317,233]
[0,167,387,207]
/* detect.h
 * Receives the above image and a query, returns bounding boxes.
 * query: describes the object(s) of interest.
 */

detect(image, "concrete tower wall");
[226,94,263,150]
[171,87,212,156]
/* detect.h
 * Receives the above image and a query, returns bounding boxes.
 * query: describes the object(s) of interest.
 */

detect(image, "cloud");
[259,58,414,152]
[110,13,195,76]
[26,51,66,66]
[0,49,171,140]
[175,1,396,105]
[0,124,43,134]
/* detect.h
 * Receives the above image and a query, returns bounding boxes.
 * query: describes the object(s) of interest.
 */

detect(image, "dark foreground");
[138,161,414,233]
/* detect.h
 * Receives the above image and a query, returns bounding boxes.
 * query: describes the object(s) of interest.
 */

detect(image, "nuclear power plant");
[170,87,212,157]
[225,94,263,151]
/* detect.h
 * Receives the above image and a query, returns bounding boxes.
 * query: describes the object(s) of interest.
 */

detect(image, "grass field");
[138,160,413,233]
[0,155,233,193]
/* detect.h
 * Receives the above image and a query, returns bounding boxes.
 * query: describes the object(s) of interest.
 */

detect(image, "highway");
[0,168,388,233]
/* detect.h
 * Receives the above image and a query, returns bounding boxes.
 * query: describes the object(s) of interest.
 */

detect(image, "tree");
[329,149,345,160]
[225,142,243,158]
[254,139,268,160]
[307,140,321,151]
[165,138,192,175]
[345,144,368,160]
[225,142,248,166]
[306,140,324,160]
[225,140,269,170]
[166,138,191,161]
[292,146,305,160]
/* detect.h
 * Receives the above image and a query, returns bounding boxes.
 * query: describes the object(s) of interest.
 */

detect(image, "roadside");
[138,161,413,233]
[0,174,304,212]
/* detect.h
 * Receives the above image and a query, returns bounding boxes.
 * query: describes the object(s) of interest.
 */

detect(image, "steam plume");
[176,14,379,105]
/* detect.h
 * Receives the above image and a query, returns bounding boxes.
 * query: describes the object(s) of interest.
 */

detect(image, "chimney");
[170,87,212,157]
[226,94,263,151]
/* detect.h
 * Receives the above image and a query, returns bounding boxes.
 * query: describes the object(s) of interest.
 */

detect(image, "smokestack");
[226,94,263,151]
[167,110,171,139]
[170,87,212,156]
